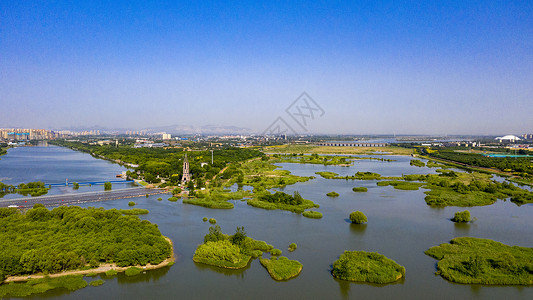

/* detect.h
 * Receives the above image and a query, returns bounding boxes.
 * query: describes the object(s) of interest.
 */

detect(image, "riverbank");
[4,237,175,283]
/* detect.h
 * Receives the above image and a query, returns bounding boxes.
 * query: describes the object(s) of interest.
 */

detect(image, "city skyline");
[1,1,532,135]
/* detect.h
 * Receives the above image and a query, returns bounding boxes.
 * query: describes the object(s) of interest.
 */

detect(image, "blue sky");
[1,1,532,134]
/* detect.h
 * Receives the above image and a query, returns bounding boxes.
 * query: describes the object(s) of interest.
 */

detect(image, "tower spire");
[181,152,191,186]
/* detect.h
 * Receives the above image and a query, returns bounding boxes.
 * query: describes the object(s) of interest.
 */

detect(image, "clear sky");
[1,1,532,135]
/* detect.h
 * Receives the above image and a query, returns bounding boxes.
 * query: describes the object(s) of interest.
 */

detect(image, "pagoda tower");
[181,152,191,186]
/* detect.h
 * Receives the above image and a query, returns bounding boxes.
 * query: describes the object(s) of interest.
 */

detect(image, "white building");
[162,133,172,140]
[495,135,521,143]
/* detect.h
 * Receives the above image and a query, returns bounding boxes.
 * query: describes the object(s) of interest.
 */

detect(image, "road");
[0,187,168,208]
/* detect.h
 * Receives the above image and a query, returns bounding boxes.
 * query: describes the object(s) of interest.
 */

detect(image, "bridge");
[0,187,168,208]
[46,180,134,188]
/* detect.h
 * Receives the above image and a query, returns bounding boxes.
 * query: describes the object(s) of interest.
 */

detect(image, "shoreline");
[4,236,176,283]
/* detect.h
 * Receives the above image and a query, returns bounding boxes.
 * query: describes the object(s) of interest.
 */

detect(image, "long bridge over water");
[0,187,168,208]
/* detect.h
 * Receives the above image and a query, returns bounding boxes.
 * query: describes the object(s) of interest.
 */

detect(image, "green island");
[264,144,413,155]
[288,243,297,252]
[128,201,136,206]
[247,191,319,213]
[119,208,149,215]
[193,226,273,269]
[451,210,471,222]
[331,251,405,284]
[0,204,173,297]
[302,210,323,219]
[425,237,533,285]
[326,191,339,197]
[349,211,367,224]
[352,187,368,192]
[376,180,424,190]
[90,279,104,286]
[260,256,303,281]
[315,171,385,180]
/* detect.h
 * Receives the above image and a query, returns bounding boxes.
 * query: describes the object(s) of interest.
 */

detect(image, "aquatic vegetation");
[288,243,297,252]
[352,187,368,192]
[326,191,339,197]
[209,218,217,224]
[105,269,118,276]
[0,275,88,298]
[315,171,339,179]
[410,159,425,167]
[119,208,149,215]
[425,237,533,285]
[168,197,179,202]
[124,267,142,276]
[90,279,104,286]
[270,249,282,256]
[202,217,208,222]
[247,191,319,213]
[331,251,405,283]
[377,181,423,190]
[302,211,323,219]
[349,211,367,224]
[451,210,471,222]
[260,257,303,281]
[128,201,136,206]
[183,198,234,209]
[193,240,252,269]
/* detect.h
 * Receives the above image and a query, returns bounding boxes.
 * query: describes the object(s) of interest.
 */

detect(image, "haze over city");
[1,1,532,135]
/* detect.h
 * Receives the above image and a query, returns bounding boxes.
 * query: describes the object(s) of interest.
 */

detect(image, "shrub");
[209,218,217,224]
[451,210,471,222]
[73,182,80,190]
[202,217,208,222]
[104,182,112,190]
[270,249,282,256]
[326,191,339,197]
[288,243,297,252]
[193,240,251,269]
[172,187,182,195]
[302,211,323,219]
[124,267,142,276]
[350,211,367,224]
[119,208,149,215]
[168,197,179,202]
[128,201,136,206]
[157,197,162,201]
[105,269,118,276]
[352,187,368,192]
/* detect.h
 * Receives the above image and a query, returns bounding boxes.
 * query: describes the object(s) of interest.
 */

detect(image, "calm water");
[0,145,133,200]
[1,148,532,299]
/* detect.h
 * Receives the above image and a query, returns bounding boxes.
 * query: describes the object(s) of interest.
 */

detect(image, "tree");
[73,182,80,190]
[104,182,112,190]
[230,226,247,246]
[349,211,367,224]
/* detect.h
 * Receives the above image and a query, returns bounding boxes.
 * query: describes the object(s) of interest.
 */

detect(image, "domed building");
[495,135,521,143]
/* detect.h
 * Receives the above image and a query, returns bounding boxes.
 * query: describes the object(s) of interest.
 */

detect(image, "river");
[1,146,532,299]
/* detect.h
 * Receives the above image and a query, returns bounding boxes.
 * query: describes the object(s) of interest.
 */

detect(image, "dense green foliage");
[331,251,405,283]
[52,140,263,185]
[168,197,179,202]
[410,159,425,167]
[194,226,274,269]
[209,218,217,224]
[128,201,136,206]
[119,208,149,215]
[0,206,171,279]
[451,210,471,222]
[302,211,323,219]
[352,187,368,192]
[326,191,339,197]
[104,182,112,190]
[260,256,303,281]
[105,269,118,276]
[425,237,533,285]
[349,211,367,224]
[270,249,282,256]
[288,243,297,252]
[315,171,382,180]
[0,275,87,298]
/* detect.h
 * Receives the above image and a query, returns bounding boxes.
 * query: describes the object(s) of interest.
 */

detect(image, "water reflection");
[349,223,367,236]
[194,260,251,278]
[114,266,171,284]
[453,222,471,235]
